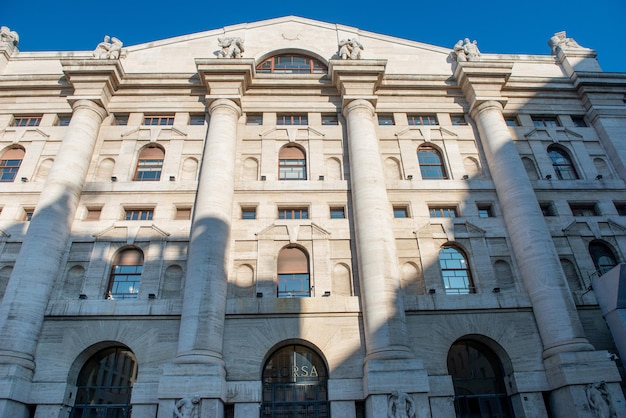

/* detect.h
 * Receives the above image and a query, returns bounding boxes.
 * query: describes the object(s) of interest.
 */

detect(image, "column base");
[0,362,34,418]
[544,350,626,417]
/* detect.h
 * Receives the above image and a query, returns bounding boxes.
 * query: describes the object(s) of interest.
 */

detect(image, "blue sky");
[4,0,625,72]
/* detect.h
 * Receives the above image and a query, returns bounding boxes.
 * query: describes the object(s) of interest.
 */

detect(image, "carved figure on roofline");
[450,38,480,62]
[93,35,123,59]
[586,380,616,418]
[174,395,200,418]
[548,31,587,54]
[217,36,244,58]
[0,26,19,50]
[338,38,363,60]
[387,391,416,418]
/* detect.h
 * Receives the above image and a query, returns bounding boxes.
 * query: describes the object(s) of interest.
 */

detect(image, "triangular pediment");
[256,221,331,243]
[94,224,170,244]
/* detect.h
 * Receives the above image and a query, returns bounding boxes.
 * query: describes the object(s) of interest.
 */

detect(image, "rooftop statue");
[548,31,587,54]
[450,38,480,62]
[338,38,363,60]
[93,35,123,59]
[0,26,19,49]
[217,36,244,58]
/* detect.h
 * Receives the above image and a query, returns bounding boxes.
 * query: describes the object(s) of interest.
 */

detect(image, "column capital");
[195,58,254,106]
[208,98,242,118]
[61,59,124,109]
[342,98,375,118]
[469,99,504,120]
[329,59,387,108]
[453,61,512,113]
[71,99,108,121]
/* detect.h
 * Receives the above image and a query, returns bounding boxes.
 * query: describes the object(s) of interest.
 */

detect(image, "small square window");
[124,208,154,221]
[571,116,587,127]
[113,114,129,126]
[242,207,257,220]
[477,203,493,218]
[277,114,308,126]
[393,206,409,218]
[85,207,102,221]
[23,208,34,221]
[569,202,599,216]
[429,207,457,218]
[615,202,626,216]
[57,115,71,126]
[504,116,519,127]
[540,202,557,216]
[408,114,438,126]
[451,115,468,126]
[144,115,174,126]
[246,114,263,125]
[175,207,192,220]
[322,114,339,125]
[278,207,309,220]
[378,114,395,126]
[12,116,41,127]
[189,115,205,125]
[330,207,346,219]
[532,116,560,128]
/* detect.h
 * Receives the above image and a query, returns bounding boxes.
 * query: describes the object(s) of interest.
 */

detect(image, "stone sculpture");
[93,35,123,59]
[548,31,586,54]
[173,395,200,418]
[0,26,19,49]
[586,381,616,418]
[450,38,481,62]
[387,391,416,418]
[217,36,244,58]
[338,38,363,60]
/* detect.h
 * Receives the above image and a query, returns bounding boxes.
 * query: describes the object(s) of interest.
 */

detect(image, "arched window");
[261,344,328,417]
[277,247,310,298]
[134,145,164,181]
[257,54,327,74]
[0,146,25,182]
[71,346,137,418]
[439,246,475,294]
[548,145,579,180]
[589,241,618,276]
[447,339,514,417]
[107,248,144,299]
[418,145,447,179]
[279,146,307,180]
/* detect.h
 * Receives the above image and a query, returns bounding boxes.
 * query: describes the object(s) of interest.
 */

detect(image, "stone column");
[0,97,108,417]
[331,60,429,418]
[176,98,241,362]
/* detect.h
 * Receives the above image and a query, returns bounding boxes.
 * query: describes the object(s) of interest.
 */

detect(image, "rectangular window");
[278,207,309,220]
[113,114,129,126]
[85,207,102,221]
[241,207,257,220]
[322,114,339,125]
[124,208,154,221]
[377,114,395,125]
[429,207,457,218]
[57,115,71,126]
[571,116,587,127]
[540,202,557,216]
[175,207,192,220]
[451,115,468,126]
[0,159,22,182]
[614,202,626,216]
[143,115,174,126]
[189,114,205,125]
[532,116,560,128]
[23,208,34,221]
[277,114,308,126]
[330,207,346,219]
[12,116,42,127]
[408,114,438,126]
[569,203,599,216]
[504,116,519,126]
[477,203,493,218]
[393,206,409,218]
[246,114,263,125]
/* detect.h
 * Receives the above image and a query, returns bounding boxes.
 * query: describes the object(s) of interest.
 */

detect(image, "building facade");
[0,16,625,418]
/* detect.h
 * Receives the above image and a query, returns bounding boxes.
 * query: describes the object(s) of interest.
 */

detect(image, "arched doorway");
[70,346,138,418]
[447,339,514,417]
[261,344,329,417]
